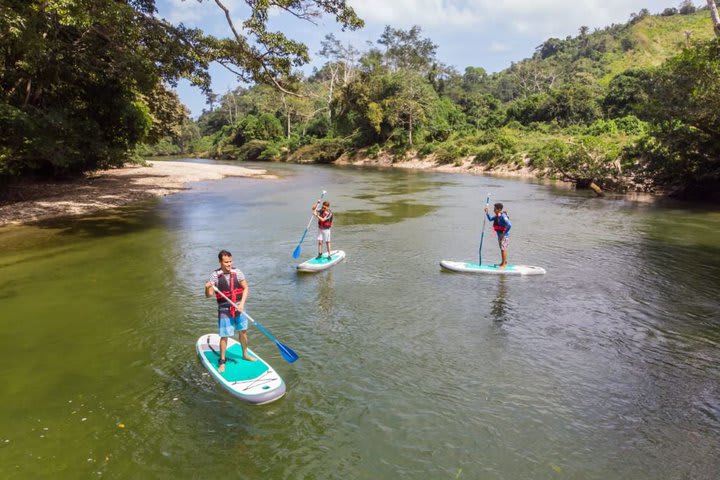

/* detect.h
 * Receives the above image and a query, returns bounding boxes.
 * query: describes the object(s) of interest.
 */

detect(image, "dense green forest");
[2,1,720,200]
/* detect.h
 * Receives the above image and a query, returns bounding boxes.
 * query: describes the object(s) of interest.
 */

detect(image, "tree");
[543,136,625,194]
[0,0,364,178]
[316,34,360,119]
[209,0,363,95]
[603,69,652,118]
[535,38,563,59]
[377,25,438,74]
[539,83,602,126]
[706,0,720,36]
[0,0,211,177]
[381,73,438,146]
[636,39,720,197]
[678,1,696,15]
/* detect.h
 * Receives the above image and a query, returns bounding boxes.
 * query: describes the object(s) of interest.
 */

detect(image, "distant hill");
[487,8,717,96]
[601,10,716,82]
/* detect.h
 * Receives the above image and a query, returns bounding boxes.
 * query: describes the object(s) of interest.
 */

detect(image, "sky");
[155,0,697,117]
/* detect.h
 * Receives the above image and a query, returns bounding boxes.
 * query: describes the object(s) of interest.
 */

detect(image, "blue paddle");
[292,190,326,259]
[479,193,490,265]
[213,287,299,363]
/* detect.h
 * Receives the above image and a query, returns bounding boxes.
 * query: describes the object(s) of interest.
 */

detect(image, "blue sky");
[155,0,694,117]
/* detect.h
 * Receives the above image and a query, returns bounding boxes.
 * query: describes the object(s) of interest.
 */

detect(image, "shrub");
[473,143,502,164]
[585,119,618,136]
[614,115,647,135]
[367,143,381,158]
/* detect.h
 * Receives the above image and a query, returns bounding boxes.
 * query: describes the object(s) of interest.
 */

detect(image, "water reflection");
[316,270,335,317]
[491,276,509,324]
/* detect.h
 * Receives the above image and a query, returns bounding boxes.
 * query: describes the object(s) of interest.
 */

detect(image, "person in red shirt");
[312,199,334,259]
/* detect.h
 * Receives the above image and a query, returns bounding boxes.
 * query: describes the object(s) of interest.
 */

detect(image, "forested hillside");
[2,1,719,200]
[172,4,719,199]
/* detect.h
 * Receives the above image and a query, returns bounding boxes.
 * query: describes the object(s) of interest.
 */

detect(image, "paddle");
[292,190,327,259]
[213,286,299,363]
[479,193,490,265]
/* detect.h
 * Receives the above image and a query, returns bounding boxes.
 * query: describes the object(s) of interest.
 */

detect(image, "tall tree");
[377,25,437,74]
[707,0,720,37]
[381,72,438,146]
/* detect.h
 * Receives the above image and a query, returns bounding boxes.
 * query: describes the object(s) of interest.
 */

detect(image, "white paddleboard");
[196,333,286,405]
[297,250,346,272]
[440,260,546,275]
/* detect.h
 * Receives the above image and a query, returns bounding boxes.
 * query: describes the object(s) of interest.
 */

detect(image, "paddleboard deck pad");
[196,333,286,404]
[440,260,546,275]
[297,250,346,272]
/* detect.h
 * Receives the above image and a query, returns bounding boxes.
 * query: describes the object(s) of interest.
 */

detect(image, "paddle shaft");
[294,190,326,256]
[479,193,490,265]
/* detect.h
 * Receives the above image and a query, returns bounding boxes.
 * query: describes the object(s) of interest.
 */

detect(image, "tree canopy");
[0,0,362,177]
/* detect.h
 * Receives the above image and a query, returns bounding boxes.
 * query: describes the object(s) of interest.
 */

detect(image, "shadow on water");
[33,199,166,238]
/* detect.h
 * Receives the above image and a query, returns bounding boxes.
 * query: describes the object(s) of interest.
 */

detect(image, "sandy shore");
[335,153,541,178]
[0,160,274,226]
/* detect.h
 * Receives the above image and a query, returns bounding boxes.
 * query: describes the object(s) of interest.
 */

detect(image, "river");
[1,161,718,479]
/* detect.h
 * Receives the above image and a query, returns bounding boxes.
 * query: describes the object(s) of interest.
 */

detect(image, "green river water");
[1,161,719,479]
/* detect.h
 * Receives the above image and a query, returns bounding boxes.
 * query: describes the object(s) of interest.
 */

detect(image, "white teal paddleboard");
[297,250,346,272]
[440,260,546,275]
[196,333,286,405]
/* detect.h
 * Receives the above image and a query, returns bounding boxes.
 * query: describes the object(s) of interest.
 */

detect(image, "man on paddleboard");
[205,250,256,372]
[484,203,512,269]
[312,199,334,259]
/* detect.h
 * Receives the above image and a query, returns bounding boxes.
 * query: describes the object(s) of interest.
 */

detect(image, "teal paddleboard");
[196,333,286,404]
[440,260,546,275]
[297,249,346,272]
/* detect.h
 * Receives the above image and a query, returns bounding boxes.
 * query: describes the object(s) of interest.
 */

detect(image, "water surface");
[1,162,718,479]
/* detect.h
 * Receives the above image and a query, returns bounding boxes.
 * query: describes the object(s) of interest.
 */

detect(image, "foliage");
[0,0,363,178]
[635,39,720,196]
[286,138,346,164]
[603,69,651,117]
[0,0,208,177]
[4,1,719,200]
[545,135,624,189]
[232,114,284,145]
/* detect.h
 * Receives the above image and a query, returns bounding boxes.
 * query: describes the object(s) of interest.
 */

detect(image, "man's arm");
[236,279,249,312]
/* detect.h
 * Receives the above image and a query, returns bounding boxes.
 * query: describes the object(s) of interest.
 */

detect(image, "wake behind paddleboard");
[297,250,346,272]
[196,333,286,405]
[440,260,546,275]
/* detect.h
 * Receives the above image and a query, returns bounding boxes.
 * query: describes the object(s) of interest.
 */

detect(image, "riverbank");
[334,152,539,178]
[0,160,273,226]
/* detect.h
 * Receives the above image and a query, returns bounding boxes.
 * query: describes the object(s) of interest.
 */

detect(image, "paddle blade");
[276,341,299,363]
[292,244,301,259]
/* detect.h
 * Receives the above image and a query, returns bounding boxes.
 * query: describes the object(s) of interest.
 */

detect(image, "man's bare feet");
[218,358,226,372]
[243,355,257,362]
[498,264,507,269]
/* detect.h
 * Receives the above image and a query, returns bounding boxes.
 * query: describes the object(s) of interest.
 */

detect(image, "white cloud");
[349,0,677,36]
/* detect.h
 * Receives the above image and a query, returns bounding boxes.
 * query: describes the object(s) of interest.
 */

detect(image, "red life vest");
[215,269,245,317]
[318,210,333,229]
[492,212,509,232]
